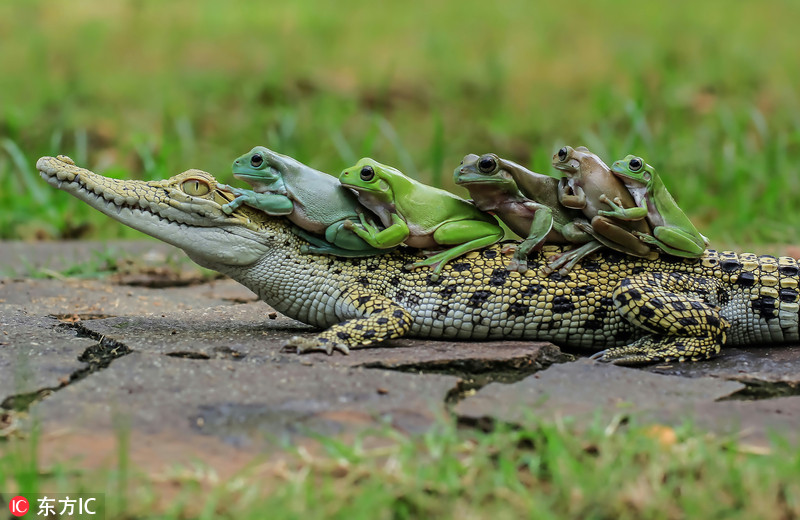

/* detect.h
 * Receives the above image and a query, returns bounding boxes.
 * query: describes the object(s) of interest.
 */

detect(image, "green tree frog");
[454,153,600,273]
[606,155,708,257]
[219,146,387,257]
[339,158,504,279]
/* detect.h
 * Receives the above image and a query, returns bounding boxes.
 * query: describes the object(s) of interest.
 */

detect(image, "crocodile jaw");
[37,156,272,267]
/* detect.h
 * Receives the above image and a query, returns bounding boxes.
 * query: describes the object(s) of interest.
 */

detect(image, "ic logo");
[8,496,29,517]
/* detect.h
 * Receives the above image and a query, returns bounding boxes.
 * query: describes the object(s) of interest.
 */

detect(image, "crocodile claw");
[589,350,608,362]
[283,336,350,355]
[589,347,667,366]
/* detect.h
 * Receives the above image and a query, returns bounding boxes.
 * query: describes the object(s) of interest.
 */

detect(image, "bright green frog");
[454,153,601,273]
[339,158,504,279]
[219,146,386,257]
[605,155,708,257]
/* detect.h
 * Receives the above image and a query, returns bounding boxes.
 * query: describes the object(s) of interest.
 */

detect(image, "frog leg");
[292,227,388,258]
[292,227,353,255]
[218,187,294,216]
[633,227,706,258]
[541,240,603,275]
[323,218,392,255]
[572,219,642,255]
[542,217,603,274]
[291,227,330,248]
[590,216,651,256]
[345,213,409,249]
[591,272,730,365]
[557,178,587,209]
[555,219,595,244]
[597,194,648,221]
[508,205,555,273]
[283,290,411,354]
[409,220,504,279]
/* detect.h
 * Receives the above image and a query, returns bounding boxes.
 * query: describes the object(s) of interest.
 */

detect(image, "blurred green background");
[2,0,799,246]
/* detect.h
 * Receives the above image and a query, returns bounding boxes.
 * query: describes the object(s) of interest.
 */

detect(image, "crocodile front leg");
[593,272,730,365]
[284,289,411,354]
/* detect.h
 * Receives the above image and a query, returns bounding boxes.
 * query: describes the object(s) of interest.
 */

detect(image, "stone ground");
[1,241,800,476]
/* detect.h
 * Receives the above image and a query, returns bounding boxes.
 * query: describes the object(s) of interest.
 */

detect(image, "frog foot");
[537,265,556,277]
[573,220,594,234]
[221,201,241,215]
[412,248,446,259]
[506,257,528,274]
[282,335,350,355]
[404,259,442,281]
[216,183,244,196]
[500,243,517,256]
[537,250,571,276]
[542,241,603,276]
[502,243,529,273]
[598,194,624,207]
[632,231,658,244]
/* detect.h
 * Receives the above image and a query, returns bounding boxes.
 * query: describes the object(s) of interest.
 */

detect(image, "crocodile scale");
[37,156,800,364]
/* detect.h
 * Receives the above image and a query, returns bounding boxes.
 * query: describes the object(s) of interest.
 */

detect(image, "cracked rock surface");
[643,346,800,386]
[455,359,744,426]
[34,353,457,442]
[0,307,96,399]
[2,241,800,474]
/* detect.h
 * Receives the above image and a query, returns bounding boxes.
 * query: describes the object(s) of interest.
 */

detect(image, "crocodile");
[37,155,800,365]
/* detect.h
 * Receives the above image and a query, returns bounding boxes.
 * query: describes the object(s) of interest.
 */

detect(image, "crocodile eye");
[360,166,375,181]
[250,153,264,168]
[181,178,210,196]
[478,156,496,173]
[629,157,643,171]
[557,147,568,161]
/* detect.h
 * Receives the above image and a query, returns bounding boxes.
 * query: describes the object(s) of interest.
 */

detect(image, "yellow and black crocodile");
[37,156,800,365]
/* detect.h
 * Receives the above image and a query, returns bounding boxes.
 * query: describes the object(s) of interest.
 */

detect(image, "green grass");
[2,2,800,516]
[3,416,800,519]
[1,0,799,245]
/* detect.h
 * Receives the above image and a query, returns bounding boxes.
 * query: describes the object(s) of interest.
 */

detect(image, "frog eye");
[181,178,211,196]
[360,165,375,181]
[250,153,264,168]
[478,156,496,173]
[557,147,568,161]
[628,157,643,172]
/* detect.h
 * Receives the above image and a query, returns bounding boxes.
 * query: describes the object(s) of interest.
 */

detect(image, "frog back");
[645,174,699,231]
[393,176,495,233]
[500,158,581,226]
[282,166,362,223]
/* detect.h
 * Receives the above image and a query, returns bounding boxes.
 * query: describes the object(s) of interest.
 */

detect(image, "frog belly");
[404,234,438,249]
